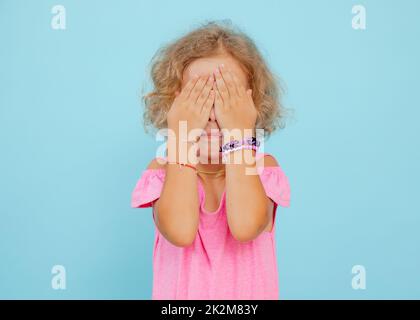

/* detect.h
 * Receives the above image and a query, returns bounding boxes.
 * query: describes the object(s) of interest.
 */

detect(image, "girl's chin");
[195,135,223,161]
[197,148,222,157]
[199,134,222,140]
[197,147,222,162]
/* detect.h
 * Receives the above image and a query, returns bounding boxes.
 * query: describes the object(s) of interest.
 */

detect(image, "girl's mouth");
[201,131,222,137]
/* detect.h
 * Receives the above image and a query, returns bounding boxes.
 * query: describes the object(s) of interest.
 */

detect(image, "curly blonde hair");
[142,20,286,137]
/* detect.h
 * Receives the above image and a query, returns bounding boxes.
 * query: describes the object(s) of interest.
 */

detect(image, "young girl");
[131,22,290,300]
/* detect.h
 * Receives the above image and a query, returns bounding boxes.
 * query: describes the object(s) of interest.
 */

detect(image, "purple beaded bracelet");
[220,137,260,156]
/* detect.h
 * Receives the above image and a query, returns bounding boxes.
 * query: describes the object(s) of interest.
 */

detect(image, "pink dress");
[131,153,291,300]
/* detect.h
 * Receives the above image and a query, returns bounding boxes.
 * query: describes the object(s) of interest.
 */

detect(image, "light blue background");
[1,0,419,299]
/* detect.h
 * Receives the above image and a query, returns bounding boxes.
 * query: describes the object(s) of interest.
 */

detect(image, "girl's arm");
[212,64,275,242]
[224,147,275,242]
[151,75,215,248]
[149,144,200,248]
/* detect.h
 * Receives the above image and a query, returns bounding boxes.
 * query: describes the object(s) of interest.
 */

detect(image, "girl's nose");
[209,107,216,121]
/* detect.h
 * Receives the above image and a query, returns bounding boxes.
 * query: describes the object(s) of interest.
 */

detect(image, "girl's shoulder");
[256,152,291,208]
[131,158,166,208]
[256,152,279,167]
[132,153,290,208]
[146,157,168,171]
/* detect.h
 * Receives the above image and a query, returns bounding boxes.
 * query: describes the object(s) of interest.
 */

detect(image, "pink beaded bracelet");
[221,144,258,163]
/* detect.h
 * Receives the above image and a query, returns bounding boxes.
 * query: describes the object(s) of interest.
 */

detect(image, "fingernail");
[214,69,219,75]
[220,64,225,68]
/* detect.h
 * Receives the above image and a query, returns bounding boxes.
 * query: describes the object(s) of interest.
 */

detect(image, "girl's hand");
[167,74,215,139]
[213,64,257,133]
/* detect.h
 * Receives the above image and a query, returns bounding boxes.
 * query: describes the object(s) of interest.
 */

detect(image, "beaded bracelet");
[220,137,260,163]
[167,161,197,172]
[222,144,258,156]
[220,136,260,153]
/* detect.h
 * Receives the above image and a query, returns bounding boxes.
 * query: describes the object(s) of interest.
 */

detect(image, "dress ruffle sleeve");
[131,169,166,208]
[258,166,291,208]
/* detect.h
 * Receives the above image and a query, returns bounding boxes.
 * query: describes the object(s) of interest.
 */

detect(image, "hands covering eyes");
[167,64,257,139]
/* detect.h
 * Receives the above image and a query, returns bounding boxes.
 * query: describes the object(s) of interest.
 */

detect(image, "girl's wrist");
[223,147,257,166]
[167,136,199,165]
[220,136,260,151]
[220,136,260,164]
[222,128,255,143]
[167,161,197,173]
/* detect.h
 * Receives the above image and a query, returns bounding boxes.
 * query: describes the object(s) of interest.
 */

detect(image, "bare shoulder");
[256,154,279,168]
[146,158,167,170]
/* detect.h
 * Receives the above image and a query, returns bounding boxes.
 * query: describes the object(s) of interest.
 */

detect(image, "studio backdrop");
[0,0,419,299]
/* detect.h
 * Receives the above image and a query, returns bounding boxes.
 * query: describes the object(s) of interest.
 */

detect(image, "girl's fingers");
[246,89,255,106]
[187,75,208,103]
[214,67,229,103]
[246,89,253,100]
[201,89,215,115]
[179,74,200,99]
[214,86,224,110]
[231,71,245,97]
[195,75,213,108]
[219,65,237,97]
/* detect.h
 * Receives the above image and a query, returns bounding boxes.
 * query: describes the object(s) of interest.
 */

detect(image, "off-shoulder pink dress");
[131,152,290,300]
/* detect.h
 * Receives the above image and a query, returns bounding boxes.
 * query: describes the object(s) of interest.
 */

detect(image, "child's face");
[182,55,250,162]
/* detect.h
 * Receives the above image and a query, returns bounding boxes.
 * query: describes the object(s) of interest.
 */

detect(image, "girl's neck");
[195,157,226,181]
[196,166,225,185]
[195,152,224,170]
[196,162,225,173]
